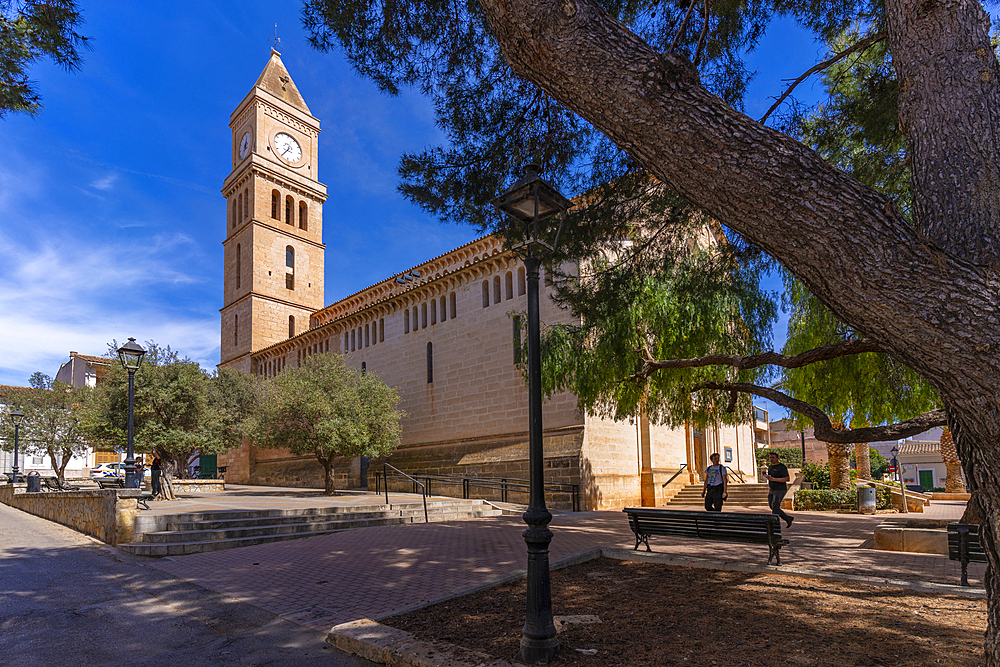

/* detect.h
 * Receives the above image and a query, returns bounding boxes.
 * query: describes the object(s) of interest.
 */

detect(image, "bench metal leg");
[633,533,650,552]
[961,559,970,587]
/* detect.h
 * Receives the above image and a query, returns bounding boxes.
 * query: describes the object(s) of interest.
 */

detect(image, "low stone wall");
[170,479,225,493]
[0,487,139,545]
[874,518,950,555]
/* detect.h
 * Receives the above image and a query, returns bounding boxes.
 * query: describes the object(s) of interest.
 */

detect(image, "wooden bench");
[948,523,986,586]
[623,507,789,565]
[95,478,125,489]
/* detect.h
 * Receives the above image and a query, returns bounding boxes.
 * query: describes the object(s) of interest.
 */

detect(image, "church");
[216,51,759,510]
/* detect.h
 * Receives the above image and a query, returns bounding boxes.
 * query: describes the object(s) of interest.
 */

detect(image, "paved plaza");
[0,485,983,665]
[146,490,982,634]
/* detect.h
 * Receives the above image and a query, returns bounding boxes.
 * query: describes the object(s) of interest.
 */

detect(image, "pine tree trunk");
[854,443,871,480]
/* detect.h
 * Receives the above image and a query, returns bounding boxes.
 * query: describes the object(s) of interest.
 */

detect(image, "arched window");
[412,306,418,330]
[237,193,243,223]
[234,314,239,346]
[421,302,427,328]
[440,296,447,322]
[285,195,293,224]
[344,332,349,352]
[518,267,526,296]
[271,190,279,219]
[231,199,236,229]
[288,315,295,338]
[365,324,370,347]
[235,244,241,289]
[450,292,457,319]
[285,246,295,290]
[513,316,522,364]
[505,272,513,300]
[299,201,308,230]
[379,318,385,342]
[243,188,249,219]
[426,342,433,384]
[430,300,437,325]
[351,329,356,351]
[482,281,490,308]
[361,362,366,376]
[493,276,501,304]
[404,310,410,334]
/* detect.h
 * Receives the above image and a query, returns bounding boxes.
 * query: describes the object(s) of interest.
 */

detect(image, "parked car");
[90,463,124,478]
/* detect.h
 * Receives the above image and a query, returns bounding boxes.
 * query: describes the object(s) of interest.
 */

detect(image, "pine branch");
[691,380,947,443]
[638,338,882,377]
[759,31,886,124]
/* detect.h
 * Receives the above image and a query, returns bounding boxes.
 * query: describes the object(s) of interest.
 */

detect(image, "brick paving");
[147,494,983,634]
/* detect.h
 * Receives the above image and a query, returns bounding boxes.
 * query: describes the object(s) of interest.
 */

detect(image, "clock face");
[273,132,302,163]
[238,132,251,160]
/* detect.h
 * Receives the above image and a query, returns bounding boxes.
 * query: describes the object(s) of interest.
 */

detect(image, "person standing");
[133,459,145,490]
[763,451,794,527]
[151,457,162,497]
[701,452,728,511]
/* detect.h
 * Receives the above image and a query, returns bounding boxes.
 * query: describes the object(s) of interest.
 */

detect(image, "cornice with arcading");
[310,235,508,326]
[222,164,326,203]
[261,101,317,137]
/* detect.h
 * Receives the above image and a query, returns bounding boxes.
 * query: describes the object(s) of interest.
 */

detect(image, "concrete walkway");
[0,502,373,667]
[148,495,984,635]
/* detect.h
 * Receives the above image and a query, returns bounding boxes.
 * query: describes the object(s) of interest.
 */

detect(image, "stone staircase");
[663,482,772,508]
[119,498,503,557]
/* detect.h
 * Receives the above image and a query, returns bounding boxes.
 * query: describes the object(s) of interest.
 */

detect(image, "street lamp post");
[494,163,573,665]
[10,408,24,483]
[117,338,146,489]
[890,445,908,514]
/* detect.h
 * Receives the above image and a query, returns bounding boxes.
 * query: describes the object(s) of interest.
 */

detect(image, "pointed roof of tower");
[254,49,311,114]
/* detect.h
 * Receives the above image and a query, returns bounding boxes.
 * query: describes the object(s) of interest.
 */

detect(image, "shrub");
[794,487,893,511]
[802,462,831,489]
[755,447,803,469]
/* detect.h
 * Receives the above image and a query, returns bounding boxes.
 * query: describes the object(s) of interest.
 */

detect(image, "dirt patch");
[386,557,985,666]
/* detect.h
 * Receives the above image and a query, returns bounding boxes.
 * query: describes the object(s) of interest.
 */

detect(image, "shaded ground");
[387,558,985,667]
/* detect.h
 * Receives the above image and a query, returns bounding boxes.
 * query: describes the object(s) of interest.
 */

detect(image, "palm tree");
[852,417,871,480]
[939,427,966,493]
[828,419,852,490]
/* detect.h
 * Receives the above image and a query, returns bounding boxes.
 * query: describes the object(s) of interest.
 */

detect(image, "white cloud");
[90,173,118,191]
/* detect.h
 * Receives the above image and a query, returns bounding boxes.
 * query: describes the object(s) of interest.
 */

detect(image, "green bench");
[948,523,986,586]
[623,507,789,565]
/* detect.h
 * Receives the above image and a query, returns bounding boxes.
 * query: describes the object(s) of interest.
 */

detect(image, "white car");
[90,463,124,478]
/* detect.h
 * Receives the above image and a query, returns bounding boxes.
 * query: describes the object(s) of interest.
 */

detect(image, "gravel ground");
[387,557,986,667]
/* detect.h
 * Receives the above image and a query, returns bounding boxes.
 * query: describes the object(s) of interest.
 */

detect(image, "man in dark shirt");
[763,451,794,527]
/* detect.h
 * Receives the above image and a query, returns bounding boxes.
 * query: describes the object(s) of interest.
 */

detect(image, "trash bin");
[857,486,876,514]
[26,471,41,493]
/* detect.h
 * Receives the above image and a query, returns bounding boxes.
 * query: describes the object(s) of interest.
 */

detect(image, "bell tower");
[220,50,327,372]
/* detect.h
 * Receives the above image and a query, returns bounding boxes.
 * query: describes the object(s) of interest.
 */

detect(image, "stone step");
[151,509,503,543]
[124,498,504,556]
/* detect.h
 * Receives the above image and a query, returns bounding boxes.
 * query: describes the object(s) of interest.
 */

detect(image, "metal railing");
[725,466,746,483]
[661,463,688,488]
[374,468,580,512]
[382,463,428,522]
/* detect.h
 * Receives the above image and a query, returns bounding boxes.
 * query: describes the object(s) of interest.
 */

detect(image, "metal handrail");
[374,468,580,512]
[382,463,428,522]
[725,466,746,483]
[661,463,688,488]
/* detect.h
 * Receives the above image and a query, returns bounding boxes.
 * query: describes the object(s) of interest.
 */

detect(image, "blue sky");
[0,1,832,418]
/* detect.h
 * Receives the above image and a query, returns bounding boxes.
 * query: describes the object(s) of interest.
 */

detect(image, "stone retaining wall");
[170,479,225,493]
[0,487,139,545]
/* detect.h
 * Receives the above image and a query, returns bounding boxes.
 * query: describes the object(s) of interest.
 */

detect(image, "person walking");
[701,452,728,511]
[151,457,162,497]
[763,451,794,527]
[133,459,145,490]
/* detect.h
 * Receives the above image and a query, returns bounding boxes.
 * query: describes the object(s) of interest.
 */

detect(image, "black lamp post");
[494,163,573,664]
[117,338,146,489]
[10,408,24,483]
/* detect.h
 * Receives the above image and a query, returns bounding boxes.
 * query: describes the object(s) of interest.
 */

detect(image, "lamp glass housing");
[10,409,24,426]
[117,337,146,372]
